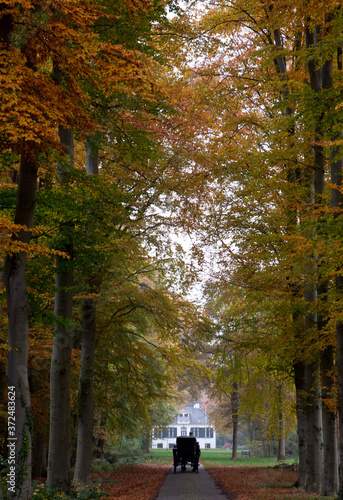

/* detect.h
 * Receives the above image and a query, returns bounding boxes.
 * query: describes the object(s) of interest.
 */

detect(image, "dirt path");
[155,465,231,499]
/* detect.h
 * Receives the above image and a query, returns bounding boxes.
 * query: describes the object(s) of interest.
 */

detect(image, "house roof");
[172,405,208,425]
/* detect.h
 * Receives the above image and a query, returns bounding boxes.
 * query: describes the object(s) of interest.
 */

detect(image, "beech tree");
[47,125,75,491]
[73,139,99,485]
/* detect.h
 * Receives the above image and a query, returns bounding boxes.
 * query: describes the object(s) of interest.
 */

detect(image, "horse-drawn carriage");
[172,436,200,473]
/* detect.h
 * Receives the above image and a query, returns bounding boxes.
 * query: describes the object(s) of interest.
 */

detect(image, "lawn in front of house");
[200,449,298,467]
[150,447,298,468]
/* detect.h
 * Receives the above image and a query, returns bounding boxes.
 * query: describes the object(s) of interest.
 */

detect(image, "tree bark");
[337,314,343,499]
[302,194,323,492]
[30,368,49,478]
[141,433,150,453]
[302,213,323,494]
[47,126,74,492]
[277,387,286,461]
[331,136,343,497]
[293,361,307,489]
[5,151,38,500]
[47,256,73,491]
[271,22,310,484]
[302,21,338,494]
[73,298,96,484]
[304,361,323,493]
[85,138,99,176]
[73,139,99,484]
[32,432,47,477]
[231,381,239,461]
[314,29,339,495]
[321,344,338,495]
[2,7,43,499]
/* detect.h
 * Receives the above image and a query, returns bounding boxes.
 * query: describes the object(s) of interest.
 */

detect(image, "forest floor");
[205,465,335,499]
[92,463,170,500]
[92,463,336,500]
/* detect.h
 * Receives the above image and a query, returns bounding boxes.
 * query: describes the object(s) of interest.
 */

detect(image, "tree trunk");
[2,8,41,500]
[141,433,150,453]
[85,138,99,176]
[47,126,74,492]
[302,233,323,492]
[0,234,7,469]
[271,21,309,485]
[32,431,47,477]
[277,387,286,461]
[337,315,343,499]
[30,369,48,478]
[302,183,323,491]
[314,125,338,494]
[277,436,286,462]
[47,256,73,491]
[321,344,338,495]
[316,97,338,491]
[304,361,323,493]
[293,361,307,489]
[0,261,6,408]
[5,151,38,500]
[302,21,336,494]
[231,381,238,461]
[331,138,343,497]
[313,33,339,495]
[231,416,238,461]
[73,139,99,484]
[73,298,96,484]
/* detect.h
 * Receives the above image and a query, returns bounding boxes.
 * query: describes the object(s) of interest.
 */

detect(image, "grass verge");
[151,448,298,468]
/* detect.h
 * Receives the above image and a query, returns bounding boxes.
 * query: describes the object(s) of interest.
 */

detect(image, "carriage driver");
[189,431,201,471]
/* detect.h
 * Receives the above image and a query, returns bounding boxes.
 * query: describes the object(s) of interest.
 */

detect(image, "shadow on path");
[155,465,231,499]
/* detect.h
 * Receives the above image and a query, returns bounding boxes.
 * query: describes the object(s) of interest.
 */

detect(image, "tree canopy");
[2,0,343,498]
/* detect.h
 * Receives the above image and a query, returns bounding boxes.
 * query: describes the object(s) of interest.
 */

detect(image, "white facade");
[152,403,216,449]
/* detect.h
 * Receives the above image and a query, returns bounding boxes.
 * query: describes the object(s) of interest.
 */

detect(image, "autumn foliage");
[94,464,170,500]
[206,466,326,500]
[3,0,343,498]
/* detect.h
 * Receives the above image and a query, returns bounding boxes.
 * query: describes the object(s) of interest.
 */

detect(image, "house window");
[191,428,205,438]
[169,428,177,438]
[181,427,187,436]
[155,428,177,439]
[206,428,214,438]
[157,443,163,449]
[178,412,190,423]
[206,443,211,449]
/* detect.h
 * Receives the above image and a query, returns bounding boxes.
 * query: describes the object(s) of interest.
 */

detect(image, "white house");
[152,402,216,449]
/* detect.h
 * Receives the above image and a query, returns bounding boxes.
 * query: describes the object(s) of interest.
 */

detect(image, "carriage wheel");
[195,453,200,472]
[173,449,178,473]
